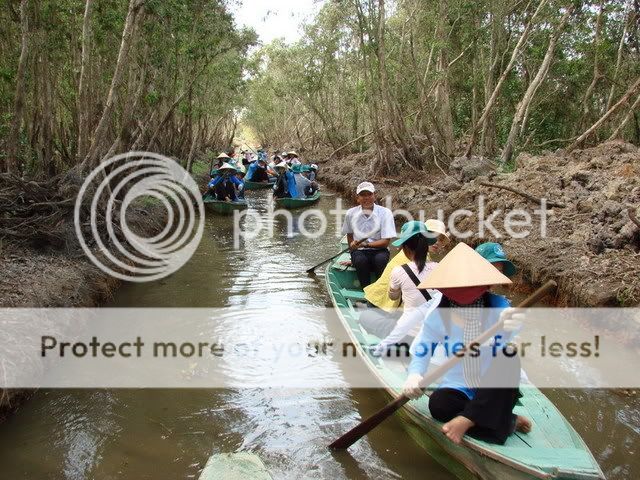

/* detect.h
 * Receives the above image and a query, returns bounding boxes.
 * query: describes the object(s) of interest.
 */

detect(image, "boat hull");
[274,191,320,209]
[203,195,248,215]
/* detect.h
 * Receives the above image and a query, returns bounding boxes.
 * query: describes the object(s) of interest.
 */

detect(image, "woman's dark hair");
[402,233,430,273]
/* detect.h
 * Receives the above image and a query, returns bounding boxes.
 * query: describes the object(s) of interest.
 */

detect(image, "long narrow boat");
[203,194,248,215]
[274,191,320,209]
[325,242,605,480]
[244,178,276,190]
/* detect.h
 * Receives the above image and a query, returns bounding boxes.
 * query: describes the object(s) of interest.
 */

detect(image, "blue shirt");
[246,162,266,181]
[408,293,513,399]
[274,171,298,198]
[208,175,243,201]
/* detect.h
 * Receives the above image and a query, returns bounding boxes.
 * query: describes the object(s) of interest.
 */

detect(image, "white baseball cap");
[356,181,375,194]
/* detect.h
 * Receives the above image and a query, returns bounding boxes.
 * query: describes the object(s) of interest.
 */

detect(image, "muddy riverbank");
[0,200,168,417]
[318,140,640,307]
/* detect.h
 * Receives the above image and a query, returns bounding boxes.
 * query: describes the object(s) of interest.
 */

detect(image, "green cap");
[392,221,437,247]
[475,242,516,277]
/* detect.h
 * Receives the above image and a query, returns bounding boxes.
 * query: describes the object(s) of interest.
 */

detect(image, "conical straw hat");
[217,152,231,159]
[218,162,236,171]
[418,242,512,289]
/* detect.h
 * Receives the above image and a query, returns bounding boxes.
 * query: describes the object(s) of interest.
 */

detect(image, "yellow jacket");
[363,250,410,312]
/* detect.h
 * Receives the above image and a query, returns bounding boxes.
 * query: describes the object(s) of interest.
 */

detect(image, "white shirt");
[341,204,395,246]
[389,261,438,310]
[378,263,442,351]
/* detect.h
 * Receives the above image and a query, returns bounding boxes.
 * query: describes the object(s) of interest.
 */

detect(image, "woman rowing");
[403,243,531,445]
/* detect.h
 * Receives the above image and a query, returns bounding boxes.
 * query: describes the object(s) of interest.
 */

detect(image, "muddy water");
[0,190,637,479]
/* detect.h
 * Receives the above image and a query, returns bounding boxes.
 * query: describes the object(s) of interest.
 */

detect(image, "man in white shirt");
[341,182,396,288]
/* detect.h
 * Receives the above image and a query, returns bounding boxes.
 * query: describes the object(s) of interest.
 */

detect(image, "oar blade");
[329,396,410,450]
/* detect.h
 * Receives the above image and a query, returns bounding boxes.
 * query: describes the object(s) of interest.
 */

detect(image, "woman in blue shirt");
[403,243,531,445]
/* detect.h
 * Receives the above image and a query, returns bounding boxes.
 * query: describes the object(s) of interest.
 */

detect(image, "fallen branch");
[479,181,566,208]
[630,207,640,229]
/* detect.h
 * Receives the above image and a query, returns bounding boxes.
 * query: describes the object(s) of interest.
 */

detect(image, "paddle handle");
[328,280,557,450]
[306,246,351,274]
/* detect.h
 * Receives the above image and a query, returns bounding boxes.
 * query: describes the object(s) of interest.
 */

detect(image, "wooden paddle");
[305,247,351,274]
[328,280,558,450]
[306,239,365,274]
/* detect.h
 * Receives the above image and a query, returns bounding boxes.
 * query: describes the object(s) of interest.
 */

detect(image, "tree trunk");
[577,1,605,133]
[608,93,640,140]
[568,76,640,151]
[465,0,548,158]
[501,8,572,164]
[80,0,146,173]
[6,0,30,174]
[76,0,94,162]
[606,5,632,112]
[434,0,455,155]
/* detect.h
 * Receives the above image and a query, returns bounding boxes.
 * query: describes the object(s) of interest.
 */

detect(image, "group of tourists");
[340,181,531,446]
[204,147,320,202]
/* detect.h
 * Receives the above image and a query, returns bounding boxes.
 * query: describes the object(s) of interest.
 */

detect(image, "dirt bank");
[318,141,640,307]
[0,179,168,418]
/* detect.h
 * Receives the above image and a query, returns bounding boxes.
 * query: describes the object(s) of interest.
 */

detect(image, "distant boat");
[203,193,248,215]
[274,191,320,209]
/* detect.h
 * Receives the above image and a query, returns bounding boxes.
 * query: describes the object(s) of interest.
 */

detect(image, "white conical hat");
[418,242,512,289]
[217,152,231,159]
[218,162,236,171]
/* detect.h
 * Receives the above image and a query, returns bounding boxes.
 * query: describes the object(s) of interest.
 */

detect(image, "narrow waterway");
[0,189,637,479]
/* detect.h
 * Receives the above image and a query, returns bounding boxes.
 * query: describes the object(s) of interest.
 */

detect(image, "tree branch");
[479,181,566,208]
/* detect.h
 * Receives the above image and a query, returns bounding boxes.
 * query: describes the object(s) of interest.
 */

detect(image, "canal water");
[0,189,637,479]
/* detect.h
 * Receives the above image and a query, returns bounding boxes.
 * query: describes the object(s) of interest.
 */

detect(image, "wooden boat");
[203,194,248,215]
[244,178,276,190]
[274,191,320,209]
[325,243,605,480]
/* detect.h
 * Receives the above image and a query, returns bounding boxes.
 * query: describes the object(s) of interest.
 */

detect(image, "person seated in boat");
[286,151,302,166]
[215,152,232,169]
[364,221,444,357]
[357,219,449,353]
[273,163,297,199]
[402,243,532,446]
[268,156,283,178]
[361,219,449,307]
[257,147,268,162]
[209,163,243,201]
[235,165,246,199]
[292,170,319,197]
[306,164,318,181]
[475,242,516,278]
[241,150,252,166]
[425,241,518,369]
[341,182,395,288]
[246,158,270,183]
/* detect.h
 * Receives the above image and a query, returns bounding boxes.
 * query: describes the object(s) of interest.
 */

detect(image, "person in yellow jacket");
[363,219,450,312]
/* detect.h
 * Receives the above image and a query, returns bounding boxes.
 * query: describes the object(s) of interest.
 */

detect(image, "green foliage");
[243,0,640,164]
[0,0,256,176]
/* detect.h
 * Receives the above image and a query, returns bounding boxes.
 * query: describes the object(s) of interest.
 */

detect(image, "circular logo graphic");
[74,152,204,282]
